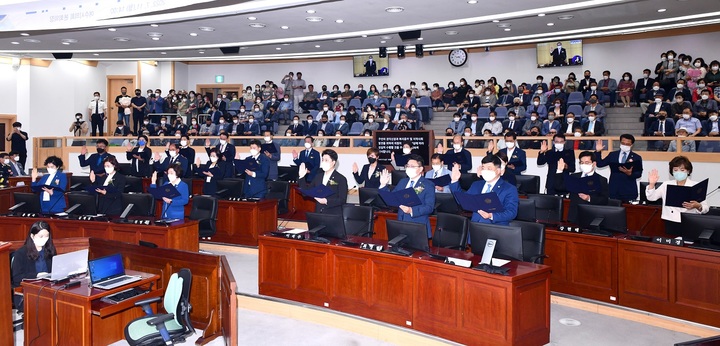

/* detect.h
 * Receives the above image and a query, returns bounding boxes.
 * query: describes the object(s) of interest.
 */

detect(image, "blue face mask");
[673,171,688,181]
[138,140,146,146]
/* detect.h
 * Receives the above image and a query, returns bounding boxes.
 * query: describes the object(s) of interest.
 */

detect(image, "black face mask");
[135,92,141,96]
[367,157,377,164]
[96,147,105,154]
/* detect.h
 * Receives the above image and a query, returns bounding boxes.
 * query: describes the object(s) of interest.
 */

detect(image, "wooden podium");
[0,242,12,346]
[212,199,278,246]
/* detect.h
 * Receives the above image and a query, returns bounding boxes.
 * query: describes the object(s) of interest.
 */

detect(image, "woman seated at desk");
[194,148,225,196]
[646,155,709,235]
[11,221,56,287]
[150,163,190,220]
[89,156,126,216]
[31,156,67,214]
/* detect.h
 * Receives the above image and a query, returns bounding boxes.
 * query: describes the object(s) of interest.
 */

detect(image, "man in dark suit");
[550,42,567,66]
[78,138,115,177]
[288,115,304,136]
[578,70,597,95]
[537,134,575,195]
[379,154,436,237]
[561,113,582,135]
[648,111,674,150]
[444,135,473,173]
[8,151,25,176]
[336,115,350,135]
[595,134,643,203]
[702,111,720,136]
[363,56,377,76]
[502,111,523,133]
[448,155,519,225]
[238,139,270,198]
[298,149,348,215]
[262,131,281,180]
[643,93,672,135]
[153,142,188,178]
[242,115,261,136]
[499,131,526,175]
[293,136,321,181]
[317,114,335,136]
[215,94,227,114]
[205,132,236,178]
[303,114,318,136]
[557,151,609,223]
[634,69,655,106]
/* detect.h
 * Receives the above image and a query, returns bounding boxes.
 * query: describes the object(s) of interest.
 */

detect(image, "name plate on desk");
[652,236,685,247]
[360,243,384,252]
[558,225,581,233]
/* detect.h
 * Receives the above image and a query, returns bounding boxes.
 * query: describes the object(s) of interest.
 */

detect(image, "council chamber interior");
[2,1,720,345]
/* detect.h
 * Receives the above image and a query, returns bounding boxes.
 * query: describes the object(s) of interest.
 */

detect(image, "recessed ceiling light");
[61,39,77,43]
[418,37,424,41]
[276,47,282,50]
[108,28,116,32]
[497,23,511,28]
[189,32,198,36]
[445,31,458,35]
[198,26,215,32]
[10,41,19,45]
[361,34,368,38]
[240,47,248,50]
[93,53,99,56]
[20,33,29,36]
[558,15,574,20]
[468,0,478,3]
[504,28,511,31]
[306,16,323,22]
[62,42,70,45]
[24,38,40,43]
[198,50,205,54]
[380,40,386,44]
[247,16,257,20]
[657,8,667,12]
[113,37,130,42]
[249,23,266,28]
[334,39,345,43]
[150,24,159,27]
[335,19,344,23]
[492,20,500,23]
[147,32,163,40]
[538,13,546,17]
[385,6,404,13]
[282,43,291,46]
[152,37,160,40]
[306,9,316,14]
[315,45,321,48]
[281,26,289,29]
[160,52,167,55]
[381,35,392,40]
[547,22,555,26]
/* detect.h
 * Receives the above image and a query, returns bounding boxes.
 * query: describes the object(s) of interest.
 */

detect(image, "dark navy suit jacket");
[595,150,643,201]
[294,148,321,181]
[382,177,436,237]
[537,149,576,195]
[449,178,518,225]
[239,154,269,198]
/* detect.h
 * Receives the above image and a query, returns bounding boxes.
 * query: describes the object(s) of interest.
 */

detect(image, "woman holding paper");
[31,156,67,214]
[150,164,190,220]
[90,156,126,216]
[194,148,225,196]
[646,156,708,235]
[298,149,348,215]
[11,221,56,287]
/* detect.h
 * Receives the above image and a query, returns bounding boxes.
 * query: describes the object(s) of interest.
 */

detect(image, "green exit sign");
[215,75,224,83]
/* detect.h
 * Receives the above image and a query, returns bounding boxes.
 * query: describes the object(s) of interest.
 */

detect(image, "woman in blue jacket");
[150,163,189,219]
[31,156,67,214]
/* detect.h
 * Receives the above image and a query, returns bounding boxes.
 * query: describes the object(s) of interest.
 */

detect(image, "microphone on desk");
[277,208,297,231]
[8,202,26,213]
[706,185,720,197]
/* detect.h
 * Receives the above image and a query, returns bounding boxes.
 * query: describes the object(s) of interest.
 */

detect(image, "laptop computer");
[88,253,142,290]
[38,249,89,281]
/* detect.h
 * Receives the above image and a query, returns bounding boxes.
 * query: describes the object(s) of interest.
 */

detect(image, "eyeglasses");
[404,165,421,169]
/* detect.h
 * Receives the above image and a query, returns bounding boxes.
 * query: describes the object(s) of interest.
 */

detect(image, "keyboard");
[101,276,131,287]
[102,287,147,304]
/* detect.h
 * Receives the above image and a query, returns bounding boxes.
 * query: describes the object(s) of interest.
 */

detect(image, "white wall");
[0,64,18,115]
[174,62,189,91]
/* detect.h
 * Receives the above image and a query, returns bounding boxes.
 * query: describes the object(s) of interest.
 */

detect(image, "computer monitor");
[639,181,663,205]
[11,192,42,214]
[69,175,92,192]
[577,204,627,234]
[306,212,347,240]
[215,179,244,199]
[359,187,391,210]
[468,222,524,261]
[680,214,720,250]
[386,219,430,254]
[278,166,299,183]
[121,193,156,217]
[67,193,98,215]
[515,175,541,195]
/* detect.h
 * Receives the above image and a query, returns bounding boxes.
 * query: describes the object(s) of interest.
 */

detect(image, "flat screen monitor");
[306,212,347,240]
[12,192,42,214]
[386,219,429,253]
[352,55,389,77]
[680,214,720,245]
[121,193,155,217]
[577,204,627,233]
[639,181,663,205]
[536,39,583,68]
[67,193,98,215]
[468,222,523,261]
[215,179,244,199]
[359,188,391,210]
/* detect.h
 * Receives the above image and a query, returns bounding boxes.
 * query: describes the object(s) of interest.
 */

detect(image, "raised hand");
[205,138,211,147]
[235,152,241,160]
[151,171,158,185]
[648,169,659,186]
[165,142,171,151]
[126,142,133,151]
[379,169,391,187]
[595,139,604,152]
[153,152,161,161]
[292,149,298,159]
[557,158,565,172]
[487,140,495,153]
[352,162,359,173]
[89,169,96,183]
[435,143,444,154]
[450,163,461,183]
[80,145,88,156]
[540,140,548,153]
[298,162,307,179]
[31,168,38,181]
[195,157,202,167]
[390,151,396,161]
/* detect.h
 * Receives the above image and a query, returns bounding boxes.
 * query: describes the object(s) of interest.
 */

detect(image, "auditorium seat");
[266,180,290,215]
[476,108,491,120]
[567,104,583,117]
[348,99,362,110]
[567,92,584,105]
[494,106,508,119]
[348,122,364,135]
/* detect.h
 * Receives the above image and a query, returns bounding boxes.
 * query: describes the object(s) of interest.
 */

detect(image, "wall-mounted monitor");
[353,55,389,77]
[536,39,583,68]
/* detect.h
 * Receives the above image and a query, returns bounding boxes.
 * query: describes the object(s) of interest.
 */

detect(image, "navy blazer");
[502,119,524,133]
[92,172,126,216]
[33,172,68,213]
[294,148,321,182]
[353,163,385,188]
[304,121,318,136]
[449,178,519,225]
[264,141,281,180]
[298,169,348,215]
[702,119,720,136]
[209,143,236,178]
[649,118,676,136]
[126,147,152,177]
[582,120,606,136]
[584,90,605,103]
[317,122,335,136]
[443,148,473,173]
[154,155,189,177]
[238,154,269,198]
[537,149,576,195]
[559,172,609,223]
[502,147,527,175]
[382,177,436,237]
[11,246,53,287]
[541,120,561,135]
[644,102,672,117]
[195,161,225,196]
[79,152,116,176]
[243,122,261,136]
[595,150,643,201]
[288,123,304,136]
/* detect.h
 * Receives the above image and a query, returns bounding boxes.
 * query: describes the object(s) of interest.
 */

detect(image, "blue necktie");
[621,152,627,163]
[483,184,492,193]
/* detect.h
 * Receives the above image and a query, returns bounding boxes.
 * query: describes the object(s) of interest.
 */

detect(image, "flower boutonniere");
[54,179,60,186]
[328,179,338,186]
[374,171,381,178]
[414,185,425,194]
[628,158,634,163]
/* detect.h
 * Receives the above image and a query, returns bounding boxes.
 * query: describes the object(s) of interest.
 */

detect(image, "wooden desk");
[0,216,199,252]
[258,235,551,346]
[0,185,31,212]
[0,242,12,346]
[22,270,161,346]
[559,199,663,236]
[373,211,437,241]
[286,184,316,220]
[212,199,277,246]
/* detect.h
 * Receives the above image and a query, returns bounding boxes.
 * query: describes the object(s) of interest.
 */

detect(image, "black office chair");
[266,180,290,215]
[188,195,218,238]
[118,163,134,176]
[278,166,298,183]
[515,175,541,195]
[459,173,480,191]
[639,181,663,205]
[359,187,392,209]
[515,199,537,222]
[527,194,564,222]
[434,193,461,215]
[432,212,469,250]
[607,199,622,207]
[124,175,144,193]
[509,220,546,264]
[391,170,406,187]
[69,175,92,192]
[342,205,374,237]
[121,193,156,217]
[124,268,194,346]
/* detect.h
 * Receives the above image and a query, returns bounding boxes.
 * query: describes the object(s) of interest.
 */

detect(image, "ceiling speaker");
[415,44,424,58]
[379,47,387,58]
[220,47,240,55]
[397,45,405,58]
[52,53,73,60]
[398,30,421,41]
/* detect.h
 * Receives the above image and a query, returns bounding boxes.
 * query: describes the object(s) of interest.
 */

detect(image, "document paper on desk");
[282,229,307,235]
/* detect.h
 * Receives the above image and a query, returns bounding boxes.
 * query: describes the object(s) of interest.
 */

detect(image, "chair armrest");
[146,313,175,326]
[134,296,162,307]
[530,254,548,264]
[448,245,467,251]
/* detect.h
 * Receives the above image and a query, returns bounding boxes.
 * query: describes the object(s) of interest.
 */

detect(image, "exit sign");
[215,75,224,83]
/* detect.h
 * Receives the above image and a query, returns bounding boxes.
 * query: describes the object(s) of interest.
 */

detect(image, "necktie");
[409,180,415,189]
[621,151,628,163]
[588,121,594,133]
[509,121,514,129]
[170,156,175,165]
[433,171,438,179]
[483,183,492,193]
[95,101,99,115]
[659,121,664,134]
[96,154,102,166]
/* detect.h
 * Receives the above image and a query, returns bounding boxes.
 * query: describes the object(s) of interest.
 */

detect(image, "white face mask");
[161,121,166,125]
[402,148,412,155]
[485,91,491,96]
[554,143,565,151]
[180,140,188,147]
[464,132,471,137]
[710,115,719,122]
[210,156,218,163]
[2,159,8,165]
[453,143,462,151]
[368,118,374,123]
[713,66,720,72]
[471,116,477,121]
[508,116,515,121]
[677,84,684,89]
[33,236,49,248]
[432,164,442,171]
[567,118,574,124]
[506,141,515,149]
[489,117,496,122]
[250,149,259,157]
[13,156,19,162]
[104,166,114,174]
[702,95,709,100]
[620,144,632,152]
[320,161,332,171]
[293,120,299,125]
[264,136,272,142]
[304,142,312,149]
[480,169,497,182]
[574,132,582,137]
[580,164,594,174]
[530,116,538,121]
[249,119,254,123]
[340,120,346,125]
[590,86,597,91]
[533,101,540,106]
[405,167,419,179]
[47,167,57,174]
[167,174,177,182]
[653,86,660,91]
[682,114,691,120]
[94,96,100,100]
[588,116,596,122]
[624,77,630,81]
[699,84,706,89]
[169,150,177,157]
[536,90,543,94]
